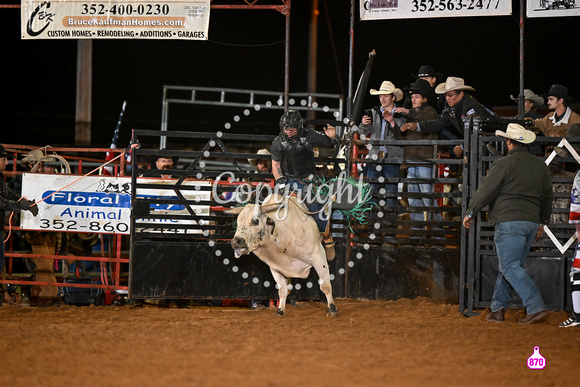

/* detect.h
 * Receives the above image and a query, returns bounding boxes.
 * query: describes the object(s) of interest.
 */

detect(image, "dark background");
[2,0,579,148]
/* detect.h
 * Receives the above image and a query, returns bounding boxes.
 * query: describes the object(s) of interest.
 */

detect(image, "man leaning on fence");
[358,81,406,220]
[400,76,497,158]
[529,84,580,138]
[462,124,553,325]
[1,145,39,305]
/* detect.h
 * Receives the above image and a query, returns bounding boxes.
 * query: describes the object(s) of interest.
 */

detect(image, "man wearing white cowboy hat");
[529,84,580,138]
[510,89,544,119]
[248,149,272,174]
[359,80,407,218]
[463,123,553,325]
[400,76,497,141]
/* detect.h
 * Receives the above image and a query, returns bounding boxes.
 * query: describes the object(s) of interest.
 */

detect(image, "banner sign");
[526,0,580,18]
[360,0,512,20]
[21,0,210,40]
[20,174,210,235]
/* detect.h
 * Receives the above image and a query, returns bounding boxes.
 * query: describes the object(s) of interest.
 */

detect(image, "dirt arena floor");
[1,297,578,386]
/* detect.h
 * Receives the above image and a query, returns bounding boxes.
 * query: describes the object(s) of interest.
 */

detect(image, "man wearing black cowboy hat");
[412,65,443,89]
[149,154,179,179]
[529,84,580,138]
[400,76,498,142]
[1,145,39,304]
[396,79,440,224]
[412,65,445,113]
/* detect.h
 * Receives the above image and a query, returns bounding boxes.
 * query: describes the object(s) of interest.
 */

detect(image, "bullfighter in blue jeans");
[462,124,553,324]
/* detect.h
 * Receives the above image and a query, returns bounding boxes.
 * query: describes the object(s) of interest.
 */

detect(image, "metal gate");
[460,119,575,316]
[128,127,349,302]
[128,122,465,303]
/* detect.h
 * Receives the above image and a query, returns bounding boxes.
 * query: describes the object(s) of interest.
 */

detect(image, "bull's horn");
[224,206,245,215]
[260,202,286,214]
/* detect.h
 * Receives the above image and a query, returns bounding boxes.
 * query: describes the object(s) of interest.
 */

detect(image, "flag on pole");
[103,101,127,176]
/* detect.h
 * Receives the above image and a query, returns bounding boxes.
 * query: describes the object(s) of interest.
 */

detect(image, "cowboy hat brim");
[540,92,576,102]
[435,83,475,94]
[510,94,544,107]
[149,155,179,165]
[248,150,271,166]
[495,128,536,144]
[369,88,404,101]
[412,71,444,81]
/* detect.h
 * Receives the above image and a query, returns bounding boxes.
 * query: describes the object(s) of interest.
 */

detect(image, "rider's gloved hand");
[275,177,287,190]
[20,199,39,216]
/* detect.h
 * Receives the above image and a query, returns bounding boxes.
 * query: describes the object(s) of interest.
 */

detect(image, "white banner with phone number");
[360,0,512,20]
[20,174,210,235]
[21,0,210,40]
[526,0,580,18]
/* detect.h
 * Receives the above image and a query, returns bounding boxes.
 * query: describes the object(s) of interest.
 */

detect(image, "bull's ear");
[260,202,285,214]
[266,216,276,235]
[224,206,245,215]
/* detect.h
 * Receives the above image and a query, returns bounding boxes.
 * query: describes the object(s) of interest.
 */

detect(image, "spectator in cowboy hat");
[510,89,544,119]
[463,123,552,325]
[358,80,407,220]
[509,89,545,155]
[401,76,498,157]
[411,65,445,112]
[248,149,272,174]
[21,148,58,173]
[149,154,179,178]
[411,65,444,88]
[396,79,441,226]
[529,84,580,138]
[395,79,437,121]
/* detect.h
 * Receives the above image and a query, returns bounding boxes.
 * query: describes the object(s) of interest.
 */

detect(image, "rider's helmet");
[279,110,303,140]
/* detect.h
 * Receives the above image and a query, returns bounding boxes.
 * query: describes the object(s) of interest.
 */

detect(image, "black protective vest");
[280,136,316,179]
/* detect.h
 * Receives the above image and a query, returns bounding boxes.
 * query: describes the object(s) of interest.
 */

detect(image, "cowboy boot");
[321,231,335,261]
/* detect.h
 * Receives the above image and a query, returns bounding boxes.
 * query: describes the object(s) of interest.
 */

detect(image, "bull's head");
[225,202,283,258]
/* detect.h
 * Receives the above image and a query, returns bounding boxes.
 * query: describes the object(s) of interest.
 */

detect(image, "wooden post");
[307,0,318,122]
[75,40,92,146]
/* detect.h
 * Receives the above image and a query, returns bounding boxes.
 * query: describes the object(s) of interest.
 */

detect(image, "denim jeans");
[366,163,400,208]
[491,221,546,315]
[286,178,327,233]
[406,166,442,222]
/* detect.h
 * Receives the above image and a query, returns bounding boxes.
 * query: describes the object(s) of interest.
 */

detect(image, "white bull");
[226,193,338,317]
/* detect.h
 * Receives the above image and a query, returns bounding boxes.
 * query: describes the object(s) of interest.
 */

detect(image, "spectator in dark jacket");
[1,145,38,304]
[395,79,440,223]
[401,76,498,158]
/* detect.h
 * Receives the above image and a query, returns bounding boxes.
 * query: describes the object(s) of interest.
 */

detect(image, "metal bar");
[0,279,127,291]
[284,1,290,111]
[518,0,525,119]
[211,5,288,12]
[5,252,128,263]
[347,0,354,120]
[136,129,276,141]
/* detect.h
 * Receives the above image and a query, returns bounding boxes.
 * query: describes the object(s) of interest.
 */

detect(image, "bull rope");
[301,193,337,215]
